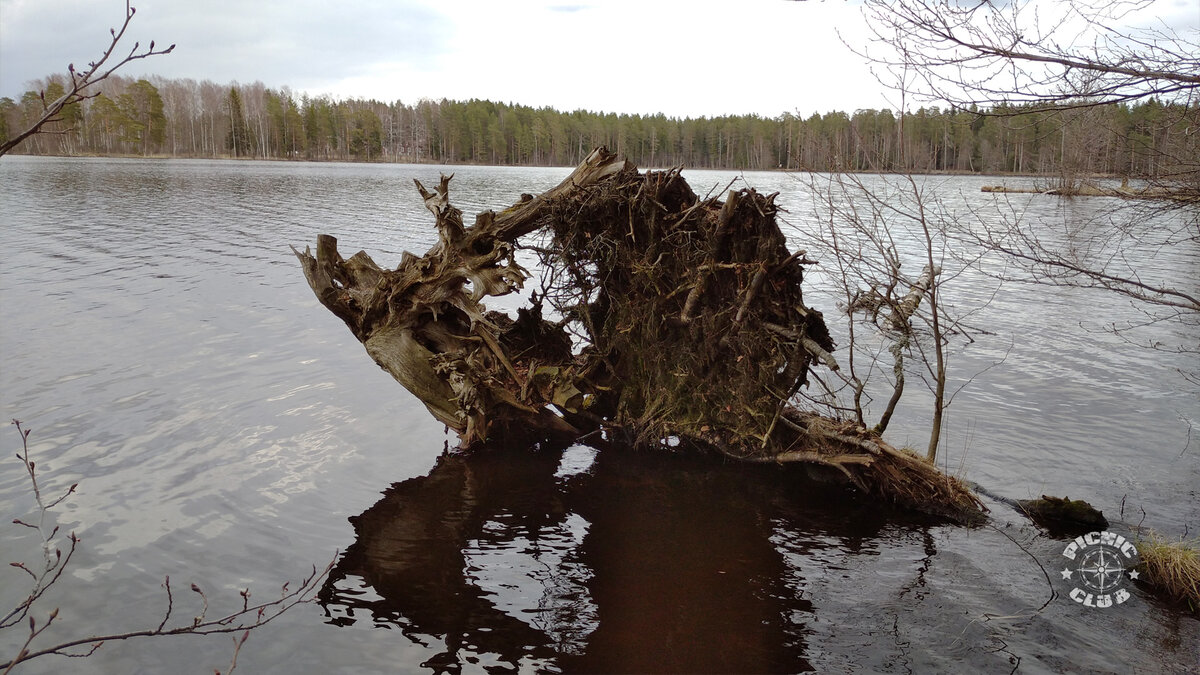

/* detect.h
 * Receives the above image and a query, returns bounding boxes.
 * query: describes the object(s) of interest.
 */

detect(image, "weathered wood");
[294,146,987,524]
[893,263,940,331]
[364,325,461,427]
[762,322,840,371]
[293,149,632,447]
[734,265,769,325]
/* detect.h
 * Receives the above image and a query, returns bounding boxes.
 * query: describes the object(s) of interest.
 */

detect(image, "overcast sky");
[1,0,1196,119]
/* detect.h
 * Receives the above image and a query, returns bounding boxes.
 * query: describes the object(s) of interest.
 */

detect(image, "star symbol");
[1128,569,1139,581]
[1061,568,1073,580]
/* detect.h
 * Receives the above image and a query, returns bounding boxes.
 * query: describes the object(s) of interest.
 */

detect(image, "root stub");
[294,147,986,524]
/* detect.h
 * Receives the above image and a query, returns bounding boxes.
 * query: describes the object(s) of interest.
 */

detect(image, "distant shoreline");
[1,151,1135,180]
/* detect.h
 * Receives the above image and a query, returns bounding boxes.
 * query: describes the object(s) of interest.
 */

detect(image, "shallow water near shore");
[0,155,1196,673]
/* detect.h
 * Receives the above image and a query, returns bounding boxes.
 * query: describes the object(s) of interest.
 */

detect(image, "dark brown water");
[0,156,1196,673]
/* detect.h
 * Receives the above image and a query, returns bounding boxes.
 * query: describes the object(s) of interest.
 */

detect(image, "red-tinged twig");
[1,421,338,672]
[0,1,174,156]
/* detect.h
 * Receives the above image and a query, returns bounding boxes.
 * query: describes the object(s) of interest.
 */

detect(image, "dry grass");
[1137,531,1200,611]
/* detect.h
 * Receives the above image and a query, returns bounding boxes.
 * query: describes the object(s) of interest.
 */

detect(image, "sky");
[1,0,1196,119]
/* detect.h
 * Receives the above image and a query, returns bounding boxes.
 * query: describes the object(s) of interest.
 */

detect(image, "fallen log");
[294,147,985,524]
[981,182,1200,202]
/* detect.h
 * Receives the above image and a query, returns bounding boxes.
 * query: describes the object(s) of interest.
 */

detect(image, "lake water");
[0,156,1196,673]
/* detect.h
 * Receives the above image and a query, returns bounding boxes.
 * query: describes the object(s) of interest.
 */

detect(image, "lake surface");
[1,156,1196,673]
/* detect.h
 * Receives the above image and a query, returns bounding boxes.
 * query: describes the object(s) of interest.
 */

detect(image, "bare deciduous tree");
[855,0,1199,367]
[858,0,1199,111]
[798,172,997,463]
[857,0,1200,191]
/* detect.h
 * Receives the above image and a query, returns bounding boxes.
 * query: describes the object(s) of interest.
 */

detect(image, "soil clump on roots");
[294,147,985,524]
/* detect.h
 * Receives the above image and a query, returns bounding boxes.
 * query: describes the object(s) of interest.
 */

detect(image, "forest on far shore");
[2,72,1195,178]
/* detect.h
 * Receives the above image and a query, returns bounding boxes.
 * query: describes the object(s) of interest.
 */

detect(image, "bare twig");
[0,1,174,157]
[852,0,1199,112]
[1,421,336,672]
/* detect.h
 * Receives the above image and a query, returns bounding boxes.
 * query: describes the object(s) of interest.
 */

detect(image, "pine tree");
[120,79,166,156]
[226,87,250,158]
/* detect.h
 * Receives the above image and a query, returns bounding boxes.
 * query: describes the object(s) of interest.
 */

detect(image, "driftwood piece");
[294,147,986,523]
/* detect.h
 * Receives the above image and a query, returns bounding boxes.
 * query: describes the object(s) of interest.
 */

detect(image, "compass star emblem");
[1060,530,1139,608]
[1077,547,1127,593]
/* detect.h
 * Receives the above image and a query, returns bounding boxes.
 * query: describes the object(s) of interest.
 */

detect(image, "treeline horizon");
[1,72,1194,178]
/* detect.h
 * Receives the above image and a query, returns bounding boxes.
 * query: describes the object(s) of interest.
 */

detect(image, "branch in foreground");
[1,421,334,673]
[1,564,333,672]
[0,1,174,157]
[856,0,1200,111]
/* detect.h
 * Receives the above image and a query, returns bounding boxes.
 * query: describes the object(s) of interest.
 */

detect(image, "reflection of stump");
[319,446,825,671]
[295,147,985,523]
[318,450,564,663]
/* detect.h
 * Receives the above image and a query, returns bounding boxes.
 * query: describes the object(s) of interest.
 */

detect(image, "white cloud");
[0,0,897,116]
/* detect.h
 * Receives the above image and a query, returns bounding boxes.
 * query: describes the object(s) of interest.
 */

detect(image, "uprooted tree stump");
[293,147,985,524]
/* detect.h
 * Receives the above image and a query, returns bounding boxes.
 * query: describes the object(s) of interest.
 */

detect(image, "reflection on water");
[1,157,1196,673]
[318,439,1200,673]
[319,443,939,673]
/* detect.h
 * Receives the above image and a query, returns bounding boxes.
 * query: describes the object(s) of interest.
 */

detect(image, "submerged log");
[981,182,1200,201]
[294,147,985,524]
